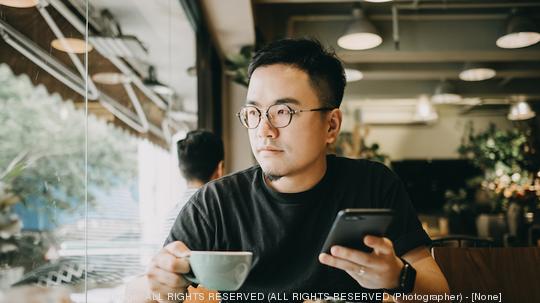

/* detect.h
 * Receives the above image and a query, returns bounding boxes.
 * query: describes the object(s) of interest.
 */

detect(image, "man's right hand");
[146,241,192,302]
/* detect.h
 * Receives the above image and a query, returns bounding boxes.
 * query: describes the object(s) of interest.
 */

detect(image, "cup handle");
[183,271,199,285]
[178,253,199,285]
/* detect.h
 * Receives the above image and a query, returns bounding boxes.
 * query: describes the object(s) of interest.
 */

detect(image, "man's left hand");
[318,235,404,290]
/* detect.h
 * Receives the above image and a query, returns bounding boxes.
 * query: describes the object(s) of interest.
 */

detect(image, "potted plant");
[458,122,540,245]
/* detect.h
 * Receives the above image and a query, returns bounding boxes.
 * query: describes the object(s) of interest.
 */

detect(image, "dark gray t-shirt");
[165,155,430,302]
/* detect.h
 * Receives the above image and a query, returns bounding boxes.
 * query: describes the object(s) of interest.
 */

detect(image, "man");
[131,38,449,303]
[126,130,224,303]
[160,130,225,243]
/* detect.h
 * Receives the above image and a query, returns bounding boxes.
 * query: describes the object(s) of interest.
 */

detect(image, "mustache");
[257,140,283,150]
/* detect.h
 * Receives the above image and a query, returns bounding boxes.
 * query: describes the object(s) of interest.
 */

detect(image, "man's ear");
[326,109,342,144]
[215,160,225,179]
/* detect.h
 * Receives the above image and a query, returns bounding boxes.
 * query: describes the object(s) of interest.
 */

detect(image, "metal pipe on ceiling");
[0,19,165,140]
[47,0,169,111]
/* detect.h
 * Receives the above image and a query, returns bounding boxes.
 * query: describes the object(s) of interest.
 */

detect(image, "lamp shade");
[414,95,438,122]
[459,63,496,81]
[338,9,382,50]
[344,68,364,82]
[92,72,130,85]
[0,0,38,8]
[51,38,93,54]
[144,66,173,96]
[496,15,540,49]
[507,100,536,121]
[432,81,462,104]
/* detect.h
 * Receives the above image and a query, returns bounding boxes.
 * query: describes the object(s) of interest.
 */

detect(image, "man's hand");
[146,241,192,302]
[318,235,403,290]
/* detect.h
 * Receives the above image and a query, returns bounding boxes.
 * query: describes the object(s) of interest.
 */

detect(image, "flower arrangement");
[458,121,540,212]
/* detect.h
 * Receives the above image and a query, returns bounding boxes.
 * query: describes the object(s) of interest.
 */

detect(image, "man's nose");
[256,114,278,138]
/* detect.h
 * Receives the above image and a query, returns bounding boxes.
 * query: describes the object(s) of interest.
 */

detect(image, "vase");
[476,213,507,245]
[506,202,525,239]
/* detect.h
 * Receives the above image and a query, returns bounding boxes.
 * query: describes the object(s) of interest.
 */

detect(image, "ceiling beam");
[339,51,540,63]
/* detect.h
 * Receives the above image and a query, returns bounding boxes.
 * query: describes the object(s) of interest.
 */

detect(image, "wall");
[222,78,255,173]
[341,107,513,161]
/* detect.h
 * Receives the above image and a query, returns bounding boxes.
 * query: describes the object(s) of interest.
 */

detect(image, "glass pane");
[84,0,197,302]
[0,0,89,301]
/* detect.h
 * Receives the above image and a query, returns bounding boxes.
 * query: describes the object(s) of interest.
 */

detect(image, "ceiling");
[252,0,540,113]
[0,0,197,147]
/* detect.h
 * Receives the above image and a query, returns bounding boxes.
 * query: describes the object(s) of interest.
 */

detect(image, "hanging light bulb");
[144,66,173,96]
[459,62,496,81]
[432,80,462,104]
[0,0,38,8]
[344,68,364,82]
[507,97,536,121]
[338,8,382,50]
[51,38,93,54]
[92,72,130,85]
[414,95,438,122]
[496,14,540,49]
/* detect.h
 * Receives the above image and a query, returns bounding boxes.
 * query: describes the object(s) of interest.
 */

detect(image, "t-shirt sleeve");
[378,164,431,256]
[163,195,215,251]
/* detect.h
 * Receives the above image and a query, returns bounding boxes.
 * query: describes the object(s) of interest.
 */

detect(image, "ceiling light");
[507,99,536,121]
[459,63,496,81]
[144,66,173,96]
[92,72,130,85]
[344,68,363,82]
[0,0,37,8]
[338,8,382,50]
[432,80,462,104]
[414,95,438,122]
[364,0,393,2]
[51,38,93,54]
[496,15,540,49]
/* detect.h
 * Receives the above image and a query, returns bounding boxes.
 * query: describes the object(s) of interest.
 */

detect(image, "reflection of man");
[131,38,449,303]
[160,130,224,244]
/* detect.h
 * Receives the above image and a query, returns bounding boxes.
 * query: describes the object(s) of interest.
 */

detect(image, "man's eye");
[276,109,289,115]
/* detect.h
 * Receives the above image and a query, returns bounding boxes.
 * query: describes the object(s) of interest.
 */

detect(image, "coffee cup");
[182,251,253,291]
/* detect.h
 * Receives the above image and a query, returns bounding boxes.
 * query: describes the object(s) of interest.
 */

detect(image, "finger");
[164,241,191,258]
[329,245,380,268]
[147,266,190,288]
[319,253,368,273]
[153,251,191,274]
[364,235,394,255]
[148,280,187,302]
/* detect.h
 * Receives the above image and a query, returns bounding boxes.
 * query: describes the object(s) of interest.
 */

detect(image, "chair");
[430,235,496,248]
[432,247,540,303]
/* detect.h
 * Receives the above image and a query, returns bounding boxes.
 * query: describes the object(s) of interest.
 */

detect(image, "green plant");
[224,45,254,87]
[458,122,529,171]
[0,63,137,219]
[458,121,539,211]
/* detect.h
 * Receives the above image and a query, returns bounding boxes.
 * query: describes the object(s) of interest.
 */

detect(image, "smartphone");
[320,208,394,254]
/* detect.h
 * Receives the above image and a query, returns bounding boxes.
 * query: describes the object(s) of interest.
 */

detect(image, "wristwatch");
[385,258,416,295]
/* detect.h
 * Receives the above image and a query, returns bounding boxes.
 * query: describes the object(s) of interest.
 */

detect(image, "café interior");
[0,0,539,302]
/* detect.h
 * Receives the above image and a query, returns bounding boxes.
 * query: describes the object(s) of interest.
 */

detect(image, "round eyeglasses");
[236,104,334,129]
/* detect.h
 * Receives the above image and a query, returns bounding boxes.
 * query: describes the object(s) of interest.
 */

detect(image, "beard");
[263,171,283,181]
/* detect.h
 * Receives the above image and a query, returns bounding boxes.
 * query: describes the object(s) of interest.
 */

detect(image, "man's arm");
[319,235,450,303]
[398,245,450,302]
[124,241,192,303]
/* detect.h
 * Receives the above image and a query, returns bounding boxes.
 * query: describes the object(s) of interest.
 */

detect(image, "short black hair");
[177,130,224,183]
[248,38,346,109]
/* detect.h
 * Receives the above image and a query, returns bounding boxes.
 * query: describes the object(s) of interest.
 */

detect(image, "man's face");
[245,64,337,180]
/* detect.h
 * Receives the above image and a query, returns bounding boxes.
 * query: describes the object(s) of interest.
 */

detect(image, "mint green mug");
[183,251,253,291]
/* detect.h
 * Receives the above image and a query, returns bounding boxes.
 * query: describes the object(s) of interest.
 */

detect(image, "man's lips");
[257,146,283,152]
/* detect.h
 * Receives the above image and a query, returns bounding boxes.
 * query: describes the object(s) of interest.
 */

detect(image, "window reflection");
[0,0,197,301]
